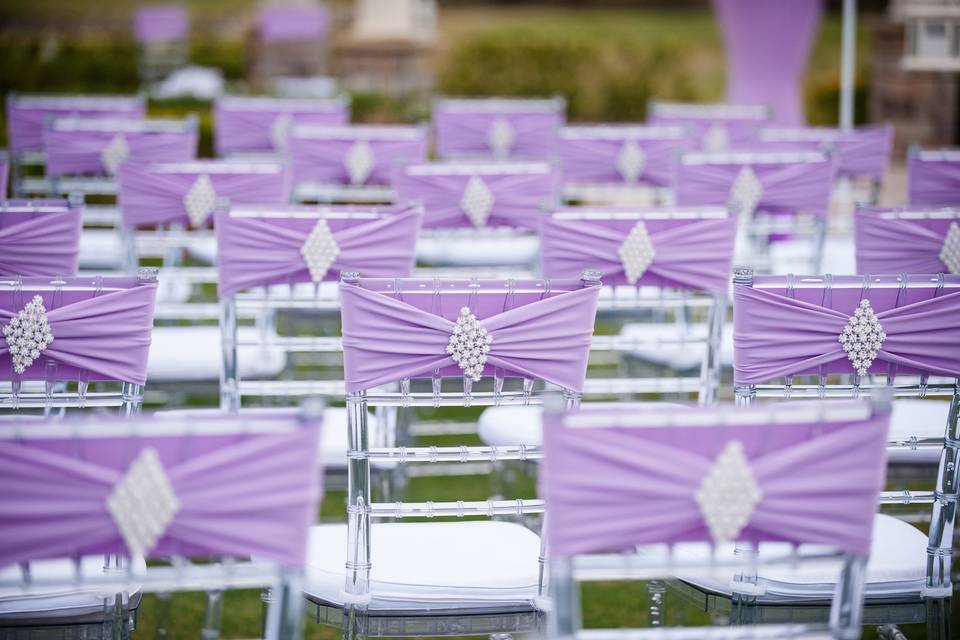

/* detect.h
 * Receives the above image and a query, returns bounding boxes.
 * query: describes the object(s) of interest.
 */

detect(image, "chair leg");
[201,590,224,640]
[647,579,666,627]
[924,596,952,640]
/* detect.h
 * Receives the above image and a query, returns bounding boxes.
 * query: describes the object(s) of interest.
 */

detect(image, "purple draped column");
[713,0,822,126]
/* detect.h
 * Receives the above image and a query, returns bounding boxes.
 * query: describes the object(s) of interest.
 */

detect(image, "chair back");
[647,101,769,151]
[393,160,559,230]
[854,207,960,275]
[257,3,330,42]
[558,125,688,188]
[0,199,83,277]
[755,123,892,183]
[133,5,188,44]
[0,150,8,196]
[908,148,960,207]
[214,95,348,156]
[433,97,565,160]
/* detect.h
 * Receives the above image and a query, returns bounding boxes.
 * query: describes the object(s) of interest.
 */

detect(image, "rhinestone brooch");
[183,174,218,228]
[487,117,515,158]
[618,221,656,284]
[446,307,492,381]
[270,113,293,151]
[695,440,762,545]
[939,222,960,275]
[703,123,729,152]
[728,166,763,219]
[617,139,646,183]
[344,139,375,185]
[101,134,130,175]
[2,295,54,375]
[106,448,181,558]
[460,175,495,227]
[300,218,340,282]
[838,299,886,376]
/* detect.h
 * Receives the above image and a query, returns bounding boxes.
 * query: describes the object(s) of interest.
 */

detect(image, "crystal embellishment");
[344,140,375,185]
[101,134,130,175]
[107,448,181,558]
[704,123,729,152]
[729,166,763,219]
[939,222,960,274]
[182,174,218,227]
[300,219,340,282]
[270,113,293,151]
[488,118,515,158]
[446,307,492,381]
[695,441,762,545]
[460,175,495,227]
[617,140,646,183]
[618,221,656,284]
[2,296,54,375]
[838,299,886,376]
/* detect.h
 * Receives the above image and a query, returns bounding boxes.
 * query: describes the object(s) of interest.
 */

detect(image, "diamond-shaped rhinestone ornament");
[703,123,729,152]
[487,118,515,158]
[107,448,180,558]
[182,174,218,228]
[618,221,656,284]
[939,222,960,275]
[101,134,130,175]
[460,175,495,227]
[446,307,492,381]
[2,295,54,375]
[300,219,340,282]
[728,166,763,219]
[617,140,646,183]
[270,113,293,151]
[838,299,886,376]
[695,441,762,545]
[344,140,375,185]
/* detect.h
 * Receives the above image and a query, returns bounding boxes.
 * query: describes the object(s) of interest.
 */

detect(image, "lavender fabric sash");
[392,163,559,229]
[540,214,737,294]
[675,155,835,218]
[542,405,887,557]
[133,6,189,44]
[6,96,145,155]
[258,4,330,41]
[288,126,428,187]
[119,162,290,228]
[733,283,960,385]
[340,280,600,392]
[647,113,765,152]
[0,280,158,384]
[558,127,689,187]
[214,98,348,155]
[0,418,321,567]
[0,155,8,197]
[753,124,893,181]
[44,125,198,179]
[854,208,956,274]
[215,205,423,295]
[908,153,960,207]
[0,202,82,276]
[433,101,563,159]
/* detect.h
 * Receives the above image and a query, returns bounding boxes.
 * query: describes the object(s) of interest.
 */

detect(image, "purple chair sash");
[214,96,349,155]
[647,102,769,151]
[733,276,960,385]
[340,278,600,392]
[558,126,689,187]
[753,124,893,182]
[215,204,423,295]
[6,95,145,155]
[854,208,959,274]
[542,402,888,556]
[133,5,189,44]
[119,161,290,228]
[675,152,835,218]
[288,125,428,188]
[258,3,330,42]
[0,152,8,197]
[392,162,560,229]
[0,200,82,276]
[540,210,737,294]
[908,150,960,207]
[0,278,158,384]
[433,98,565,160]
[0,414,321,567]
[44,119,198,179]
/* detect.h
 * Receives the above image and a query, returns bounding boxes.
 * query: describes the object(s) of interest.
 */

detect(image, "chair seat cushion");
[673,514,927,604]
[0,556,145,622]
[416,236,539,267]
[147,325,287,382]
[617,323,734,371]
[78,230,124,270]
[304,521,541,614]
[887,399,950,464]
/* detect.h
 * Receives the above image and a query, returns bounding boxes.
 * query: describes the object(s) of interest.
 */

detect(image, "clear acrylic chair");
[288,124,428,204]
[132,5,189,84]
[908,148,960,207]
[646,101,770,152]
[0,402,324,640]
[0,271,159,416]
[854,206,960,277]
[0,199,83,277]
[543,399,889,640]
[213,95,350,157]
[303,273,600,638]
[432,96,565,161]
[558,124,689,207]
[5,92,145,197]
[675,150,835,274]
[728,269,960,638]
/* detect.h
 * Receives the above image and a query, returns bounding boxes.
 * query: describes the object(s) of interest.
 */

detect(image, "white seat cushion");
[672,514,927,604]
[147,326,287,383]
[0,556,145,621]
[617,323,734,371]
[768,236,856,276]
[304,521,541,613]
[78,229,124,270]
[416,236,539,267]
[888,399,950,464]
